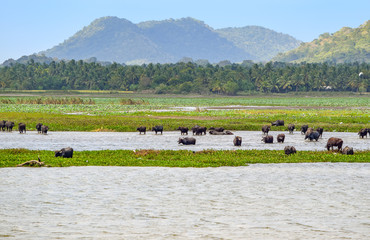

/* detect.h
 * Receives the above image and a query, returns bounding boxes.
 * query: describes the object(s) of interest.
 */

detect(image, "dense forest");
[0,60,368,94]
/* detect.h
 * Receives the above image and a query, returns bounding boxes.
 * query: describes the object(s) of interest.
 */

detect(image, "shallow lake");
[0,163,369,239]
[0,130,368,151]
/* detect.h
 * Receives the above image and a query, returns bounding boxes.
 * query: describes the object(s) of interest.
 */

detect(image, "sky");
[1,0,369,63]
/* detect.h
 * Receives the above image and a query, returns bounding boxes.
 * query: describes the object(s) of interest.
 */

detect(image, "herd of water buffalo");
[137,120,368,155]
[1,119,368,157]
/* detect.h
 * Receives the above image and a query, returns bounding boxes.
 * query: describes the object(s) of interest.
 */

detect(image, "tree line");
[0,59,368,94]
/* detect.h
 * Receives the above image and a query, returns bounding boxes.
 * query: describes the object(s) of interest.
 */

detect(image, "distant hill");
[37,16,301,64]
[216,26,302,61]
[273,20,370,63]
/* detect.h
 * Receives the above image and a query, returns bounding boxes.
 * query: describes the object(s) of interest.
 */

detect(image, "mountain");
[273,20,370,63]
[39,16,301,64]
[216,26,302,61]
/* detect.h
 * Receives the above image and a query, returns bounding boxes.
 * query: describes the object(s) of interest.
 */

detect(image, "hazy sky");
[1,0,369,63]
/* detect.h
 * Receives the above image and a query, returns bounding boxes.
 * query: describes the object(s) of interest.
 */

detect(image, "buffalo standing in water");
[301,125,309,135]
[262,125,270,135]
[36,123,43,133]
[316,127,324,138]
[284,146,297,155]
[152,125,163,135]
[5,121,14,132]
[288,124,295,134]
[305,131,320,141]
[137,126,146,134]
[41,125,49,134]
[178,137,196,145]
[177,127,189,135]
[18,123,26,134]
[277,133,285,143]
[55,147,74,158]
[233,136,242,146]
[326,137,343,151]
[0,120,6,131]
[195,127,207,135]
[358,128,368,138]
[271,120,284,126]
[262,135,273,143]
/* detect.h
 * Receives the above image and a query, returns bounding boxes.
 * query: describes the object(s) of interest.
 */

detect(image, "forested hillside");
[273,20,370,63]
[39,16,301,64]
[0,60,368,94]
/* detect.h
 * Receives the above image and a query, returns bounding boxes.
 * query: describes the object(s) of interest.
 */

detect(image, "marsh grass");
[1,149,368,168]
[1,97,95,105]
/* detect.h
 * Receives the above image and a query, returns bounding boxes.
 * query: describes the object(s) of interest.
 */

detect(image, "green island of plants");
[1,149,369,168]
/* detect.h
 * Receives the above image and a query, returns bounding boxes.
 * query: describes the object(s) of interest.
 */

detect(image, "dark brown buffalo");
[301,125,309,135]
[41,125,49,134]
[316,127,324,138]
[55,147,74,158]
[209,127,224,132]
[0,120,6,131]
[137,126,146,134]
[358,128,367,138]
[225,130,233,135]
[195,127,207,135]
[178,137,196,145]
[191,125,200,135]
[262,125,270,135]
[341,146,354,155]
[36,123,43,133]
[262,135,273,143]
[177,127,189,135]
[277,133,285,143]
[152,125,163,135]
[18,123,26,134]
[326,137,343,151]
[284,146,297,155]
[305,131,320,141]
[5,121,14,132]
[271,120,284,126]
[209,130,225,135]
[288,124,295,134]
[233,136,242,146]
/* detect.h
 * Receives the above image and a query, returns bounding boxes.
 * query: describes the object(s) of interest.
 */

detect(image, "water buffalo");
[316,127,324,138]
[41,125,49,134]
[233,136,242,146]
[152,125,163,135]
[341,146,354,155]
[36,123,43,133]
[195,127,207,135]
[225,130,234,135]
[271,120,284,126]
[262,125,270,135]
[305,131,320,141]
[177,127,189,135]
[209,130,225,135]
[55,147,74,158]
[178,137,196,145]
[262,135,273,143]
[191,125,200,135]
[288,124,295,134]
[277,133,285,143]
[18,123,26,134]
[326,137,343,151]
[0,120,6,131]
[137,126,146,134]
[301,125,309,135]
[209,127,224,132]
[284,146,297,155]
[5,121,14,132]
[358,128,367,138]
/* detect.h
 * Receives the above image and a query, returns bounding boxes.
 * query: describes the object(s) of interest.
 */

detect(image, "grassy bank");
[1,149,369,168]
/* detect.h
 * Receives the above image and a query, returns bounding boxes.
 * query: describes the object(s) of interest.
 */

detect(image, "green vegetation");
[0,60,369,94]
[273,20,370,63]
[1,149,369,168]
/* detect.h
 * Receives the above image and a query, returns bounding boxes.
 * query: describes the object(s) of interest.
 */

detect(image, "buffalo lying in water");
[178,137,196,145]
[209,127,224,132]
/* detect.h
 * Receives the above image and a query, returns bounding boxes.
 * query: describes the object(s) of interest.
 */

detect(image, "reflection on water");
[0,130,368,151]
[0,163,369,239]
